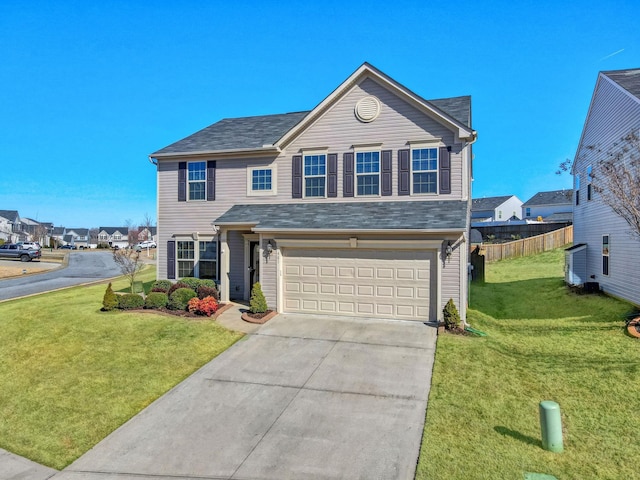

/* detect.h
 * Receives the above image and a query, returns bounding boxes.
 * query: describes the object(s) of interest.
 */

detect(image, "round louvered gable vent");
[355,96,381,122]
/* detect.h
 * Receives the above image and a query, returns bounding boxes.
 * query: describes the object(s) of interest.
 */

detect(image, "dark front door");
[249,241,260,288]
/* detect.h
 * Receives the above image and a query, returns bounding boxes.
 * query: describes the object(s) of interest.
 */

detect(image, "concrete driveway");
[54,313,437,480]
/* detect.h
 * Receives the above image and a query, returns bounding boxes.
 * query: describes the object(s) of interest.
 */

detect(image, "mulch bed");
[241,310,278,324]
[132,302,233,319]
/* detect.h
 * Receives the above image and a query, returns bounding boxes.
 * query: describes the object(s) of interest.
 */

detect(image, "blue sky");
[1,0,638,228]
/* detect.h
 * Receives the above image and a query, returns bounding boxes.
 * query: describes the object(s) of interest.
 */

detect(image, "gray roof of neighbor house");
[471,196,516,211]
[151,98,472,156]
[99,227,129,235]
[522,190,572,206]
[68,228,89,236]
[52,227,66,235]
[0,210,20,222]
[604,68,640,99]
[544,212,573,223]
[214,201,468,231]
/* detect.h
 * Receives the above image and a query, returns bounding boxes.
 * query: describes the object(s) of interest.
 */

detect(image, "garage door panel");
[284,248,435,321]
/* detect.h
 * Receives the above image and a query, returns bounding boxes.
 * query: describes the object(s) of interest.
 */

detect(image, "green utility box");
[539,400,563,453]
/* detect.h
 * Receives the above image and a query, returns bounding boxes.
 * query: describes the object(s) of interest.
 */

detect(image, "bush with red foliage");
[187,296,219,317]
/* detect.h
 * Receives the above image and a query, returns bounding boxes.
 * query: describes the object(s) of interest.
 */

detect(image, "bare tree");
[140,213,154,241]
[560,128,640,239]
[124,218,137,246]
[112,249,145,293]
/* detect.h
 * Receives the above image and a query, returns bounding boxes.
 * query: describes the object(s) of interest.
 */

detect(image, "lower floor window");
[602,235,609,276]
[175,239,218,280]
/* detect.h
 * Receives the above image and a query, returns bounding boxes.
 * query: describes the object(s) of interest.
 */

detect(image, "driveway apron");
[54,313,437,480]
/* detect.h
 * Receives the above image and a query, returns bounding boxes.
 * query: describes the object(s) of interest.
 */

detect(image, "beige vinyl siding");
[573,74,640,305]
[441,244,465,320]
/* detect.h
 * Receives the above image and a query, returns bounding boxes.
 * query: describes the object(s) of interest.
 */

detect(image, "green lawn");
[417,249,639,479]
[0,267,243,470]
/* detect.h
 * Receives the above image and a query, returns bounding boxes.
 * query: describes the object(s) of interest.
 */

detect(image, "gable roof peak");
[602,68,640,99]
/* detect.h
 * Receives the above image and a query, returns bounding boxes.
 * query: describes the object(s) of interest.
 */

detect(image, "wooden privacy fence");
[482,225,573,262]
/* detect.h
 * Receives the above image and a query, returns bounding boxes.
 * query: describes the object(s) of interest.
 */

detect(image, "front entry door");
[249,241,260,289]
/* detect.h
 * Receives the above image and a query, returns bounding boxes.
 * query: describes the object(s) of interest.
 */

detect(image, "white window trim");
[302,150,328,199]
[247,165,277,196]
[410,145,440,196]
[187,160,207,202]
[354,148,381,197]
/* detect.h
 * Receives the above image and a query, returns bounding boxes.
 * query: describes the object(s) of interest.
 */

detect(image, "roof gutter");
[250,227,467,234]
[150,145,281,160]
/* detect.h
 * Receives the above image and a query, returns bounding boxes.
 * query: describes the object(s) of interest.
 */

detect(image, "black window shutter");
[398,149,410,196]
[292,155,302,198]
[381,150,392,196]
[167,240,176,279]
[327,154,338,197]
[343,152,354,197]
[207,161,216,201]
[439,147,451,194]
[178,162,187,202]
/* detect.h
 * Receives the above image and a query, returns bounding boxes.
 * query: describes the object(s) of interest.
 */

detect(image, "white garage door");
[283,248,435,321]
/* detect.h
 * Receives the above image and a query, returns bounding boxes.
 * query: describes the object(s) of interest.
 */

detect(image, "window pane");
[189,182,205,200]
[357,175,379,195]
[188,162,206,181]
[178,261,195,278]
[412,148,438,172]
[199,261,216,280]
[252,169,272,191]
[304,155,326,176]
[177,241,194,259]
[199,241,217,260]
[356,152,380,174]
[413,172,437,194]
[305,177,326,197]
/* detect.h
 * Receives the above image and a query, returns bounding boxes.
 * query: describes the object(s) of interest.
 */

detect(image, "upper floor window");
[247,166,276,196]
[587,166,593,201]
[356,151,380,196]
[304,154,326,197]
[575,174,580,205]
[525,207,531,217]
[412,148,438,194]
[188,161,206,200]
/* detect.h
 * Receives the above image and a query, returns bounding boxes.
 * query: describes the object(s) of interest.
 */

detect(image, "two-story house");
[66,228,90,249]
[97,227,130,249]
[471,195,522,223]
[522,190,573,223]
[150,63,477,322]
[568,68,640,305]
[0,210,22,243]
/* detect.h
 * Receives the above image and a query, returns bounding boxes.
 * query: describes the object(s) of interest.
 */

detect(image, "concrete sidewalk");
[0,448,56,480]
[52,313,436,480]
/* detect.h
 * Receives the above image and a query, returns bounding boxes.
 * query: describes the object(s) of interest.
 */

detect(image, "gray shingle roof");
[522,190,572,206]
[152,96,472,156]
[152,111,310,155]
[603,68,640,99]
[429,96,471,128]
[471,196,515,211]
[0,210,19,222]
[99,227,129,235]
[214,201,468,231]
[543,212,573,223]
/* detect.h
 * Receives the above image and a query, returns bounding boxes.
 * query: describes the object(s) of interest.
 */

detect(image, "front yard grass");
[417,249,639,480]
[0,266,243,470]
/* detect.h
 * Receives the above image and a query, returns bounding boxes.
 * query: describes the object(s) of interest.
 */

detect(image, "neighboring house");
[137,226,157,243]
[471,195,522,222]
[66,228,90,248]
[522,190,573,223]
[0,210,22,243]
[97,227,130,249]
[51,227,66,246]
[568,68,640,306]
[150,63,477,323]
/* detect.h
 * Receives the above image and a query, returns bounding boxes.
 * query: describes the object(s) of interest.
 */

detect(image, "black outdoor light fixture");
[445,241,453,259]
[267,240,274,255]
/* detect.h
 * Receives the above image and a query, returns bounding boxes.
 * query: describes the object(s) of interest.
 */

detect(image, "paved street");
[0,251,122,301]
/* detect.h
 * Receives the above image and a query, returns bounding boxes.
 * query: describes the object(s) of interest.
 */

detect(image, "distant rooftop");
[523,190,572,206]
[471,195,518,211]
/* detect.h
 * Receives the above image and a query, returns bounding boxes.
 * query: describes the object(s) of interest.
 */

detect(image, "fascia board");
[251,227,466,234]
[151,146,281,160]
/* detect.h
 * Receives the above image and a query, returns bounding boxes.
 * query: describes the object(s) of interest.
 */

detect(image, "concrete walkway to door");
[54,313,437,480]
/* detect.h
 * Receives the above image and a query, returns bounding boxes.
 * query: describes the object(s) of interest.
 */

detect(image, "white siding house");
[150,63,477,323]
[471,195,523,223]
[569,68,640,305]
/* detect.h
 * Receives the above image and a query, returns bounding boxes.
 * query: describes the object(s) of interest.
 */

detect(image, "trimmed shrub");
[249,282,268,314]
[150,280,173,293]
[145,292,169,309]
[169,287,197,310]
[188,296,219,316]
[199,279,216,288]
[179,277,202,291]
[443,299,461,330]
[118,293,145,310]
[197,285,219,301]
[102,282,118,311]
[168,281,191,296]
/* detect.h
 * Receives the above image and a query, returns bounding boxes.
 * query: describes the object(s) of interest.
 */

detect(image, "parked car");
[134,240,157,251]
[59,244,77,250]
[17,241,41,251]
[0,243,42,262]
